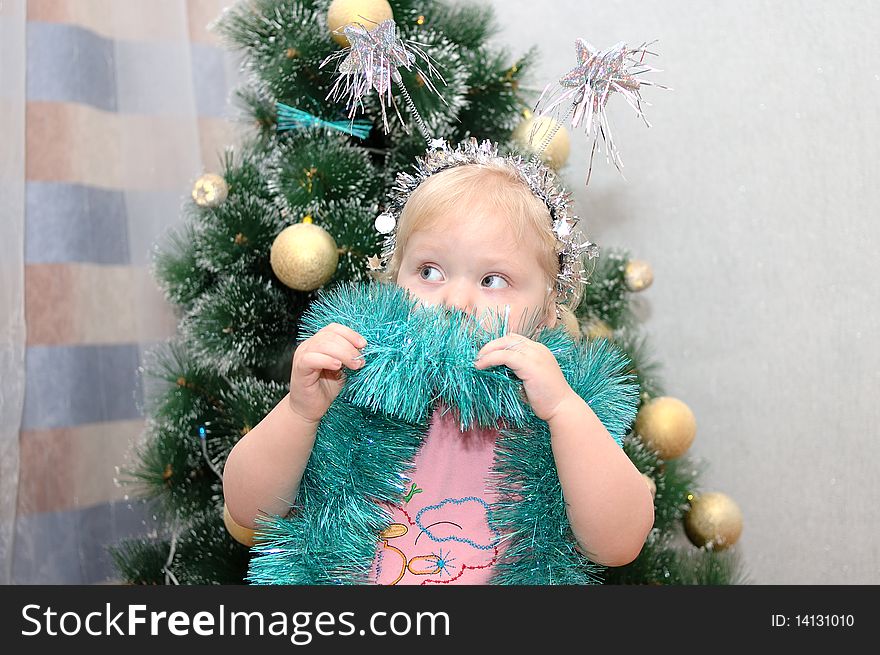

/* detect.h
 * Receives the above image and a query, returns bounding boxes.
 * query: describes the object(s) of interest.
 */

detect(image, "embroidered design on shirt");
[415,496,499,550]
[375,497,501,584]
[402,483,423,504]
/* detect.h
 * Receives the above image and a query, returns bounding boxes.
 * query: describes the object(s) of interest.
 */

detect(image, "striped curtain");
[2,0,241,584]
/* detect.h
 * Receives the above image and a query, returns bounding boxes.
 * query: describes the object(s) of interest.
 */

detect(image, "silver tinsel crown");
[370,138,599,309]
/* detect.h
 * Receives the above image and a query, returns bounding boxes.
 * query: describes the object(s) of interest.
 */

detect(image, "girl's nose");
[441,279,473,314]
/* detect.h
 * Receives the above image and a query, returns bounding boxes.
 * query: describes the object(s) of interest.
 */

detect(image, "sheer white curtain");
[3,0,241,584]
[0,0,26,585]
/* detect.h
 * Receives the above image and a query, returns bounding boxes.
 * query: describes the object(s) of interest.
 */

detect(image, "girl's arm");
[224,322,366,530]
[547,392,655,567]
[222,393,319,529]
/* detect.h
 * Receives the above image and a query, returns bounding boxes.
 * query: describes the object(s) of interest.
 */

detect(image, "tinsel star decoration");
[320,18,445,139]
[366,254,383,271]
[534,38,670,184]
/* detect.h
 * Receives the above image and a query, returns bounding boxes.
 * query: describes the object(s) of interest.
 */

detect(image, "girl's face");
[396,203,556,333]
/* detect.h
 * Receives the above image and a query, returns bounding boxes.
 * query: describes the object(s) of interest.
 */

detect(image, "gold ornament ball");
[684,492,743,550]
[513,114,571,170]
[634,396,697,460]
[642,473,657,499]
[192,173,228,208]
[223,503,256,548]
[327,0,394,47]
[582,318,614,341]
[624,259,654,292]
[560,308,581,340]
[270,223,339,291]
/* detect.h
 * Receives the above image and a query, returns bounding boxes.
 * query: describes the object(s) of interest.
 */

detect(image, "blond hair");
[372,162,587,314]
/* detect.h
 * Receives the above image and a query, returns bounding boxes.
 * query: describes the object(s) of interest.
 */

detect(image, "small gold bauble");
[512,114,571,170]
[635,396,697,460]
[684,492,743,550]
[327,0,394,47]
[270,223,339,291]
[223,503,256,547]
[642,473,657,499]
[192,173,228,208]
[582,318,614,341]
[624,259,654,292]
[560,308,581,340]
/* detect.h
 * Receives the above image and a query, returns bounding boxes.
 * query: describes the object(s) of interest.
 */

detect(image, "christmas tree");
[110,0,749,585]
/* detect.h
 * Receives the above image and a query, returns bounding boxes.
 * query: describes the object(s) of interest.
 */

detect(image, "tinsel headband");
[368,137,599,309]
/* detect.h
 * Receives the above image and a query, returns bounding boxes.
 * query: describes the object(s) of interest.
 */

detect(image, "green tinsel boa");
[247,282,639,585]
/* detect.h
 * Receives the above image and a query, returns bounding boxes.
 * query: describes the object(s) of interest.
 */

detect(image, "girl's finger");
[473,347,529,373]
[310,338,364,369]
[307,331,363,361]
[296,352,343,385]
[477,333,531,358]
[320,322,367,348]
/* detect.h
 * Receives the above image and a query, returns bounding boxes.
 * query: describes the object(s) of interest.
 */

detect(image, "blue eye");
[419,265,443,281]
[481,275,509,289]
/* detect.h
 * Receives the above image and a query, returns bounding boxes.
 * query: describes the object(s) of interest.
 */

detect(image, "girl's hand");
[474,333,577,422]
[288,323,367,424]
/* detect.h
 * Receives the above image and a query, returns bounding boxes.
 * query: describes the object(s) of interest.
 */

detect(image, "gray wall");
[488,0,879,583]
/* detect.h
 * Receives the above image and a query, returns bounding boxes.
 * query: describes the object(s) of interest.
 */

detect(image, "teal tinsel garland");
[247,282,640,585]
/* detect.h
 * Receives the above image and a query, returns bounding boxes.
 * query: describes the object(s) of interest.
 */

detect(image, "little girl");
[223,141,654,584]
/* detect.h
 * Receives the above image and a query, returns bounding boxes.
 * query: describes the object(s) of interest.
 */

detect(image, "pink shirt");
[371,406,504,585]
